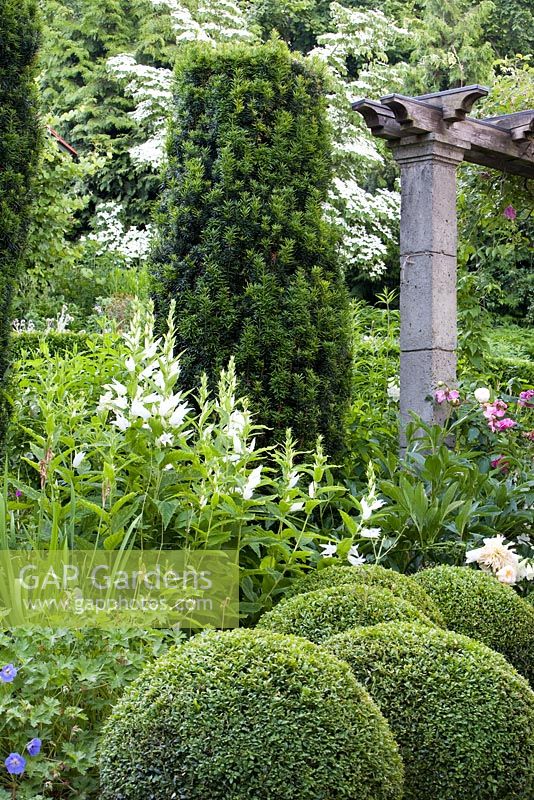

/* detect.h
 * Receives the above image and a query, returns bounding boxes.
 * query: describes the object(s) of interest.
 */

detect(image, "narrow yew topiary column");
[0,0,42,448]
[150,41,353,456]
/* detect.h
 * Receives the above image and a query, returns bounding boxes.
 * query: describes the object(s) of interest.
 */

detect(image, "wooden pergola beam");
[371,92,534,177]
[352,86,534,447]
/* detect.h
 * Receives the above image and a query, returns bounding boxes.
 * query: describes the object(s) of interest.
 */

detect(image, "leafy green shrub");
[414,566,534,684]
[257,583,435,642]
[150,40,353,456]
[486,355,534,391]
[326,622,534,800]
[10,332,95,361]
[346,294,399,470]
[0,0,42,449]
[0,626,182,799]
[5,303,348,620]
[284,564,444,624]
[100,629,404,800]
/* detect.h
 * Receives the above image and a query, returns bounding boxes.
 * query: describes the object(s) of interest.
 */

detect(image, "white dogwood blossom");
[309,4,409,281]
[85,201,153,262]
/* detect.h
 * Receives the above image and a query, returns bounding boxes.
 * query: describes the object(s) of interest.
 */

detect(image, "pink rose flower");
[518,389,534,408]
[503,205,517,220]
[494,417,517,431]
[435,387,460,405]
[483,399,507,420]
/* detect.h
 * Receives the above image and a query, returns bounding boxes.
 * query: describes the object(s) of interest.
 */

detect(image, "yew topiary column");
[0,0,42,448]
[150,41,353,456]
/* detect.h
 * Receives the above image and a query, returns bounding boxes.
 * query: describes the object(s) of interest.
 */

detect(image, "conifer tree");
[151,41,353,456]
[0,0,42,447]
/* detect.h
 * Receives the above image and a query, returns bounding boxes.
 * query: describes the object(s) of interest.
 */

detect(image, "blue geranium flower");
[5,753,26,776]
[27,738,42,757]
[0,664,17,683]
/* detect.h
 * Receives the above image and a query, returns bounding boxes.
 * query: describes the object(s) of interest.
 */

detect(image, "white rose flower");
[474,387,491,403]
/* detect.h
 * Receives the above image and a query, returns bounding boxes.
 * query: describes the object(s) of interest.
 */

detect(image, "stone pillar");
[391,135,466,446]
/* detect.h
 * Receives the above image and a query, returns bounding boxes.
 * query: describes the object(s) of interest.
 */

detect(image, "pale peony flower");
[496,564,518,584]
[347,545,366,566]
[466,535,519,575]
[474,387,491,404]
[320,542,338,558]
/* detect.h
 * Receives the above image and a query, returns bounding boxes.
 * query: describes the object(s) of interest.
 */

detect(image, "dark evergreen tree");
[151,41,353,456]
[0,0,42,448]
[38,0,177,231]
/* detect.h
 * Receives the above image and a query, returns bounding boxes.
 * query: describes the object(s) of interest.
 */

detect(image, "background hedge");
[257,583,435,642]
[283,564,444,624]
[100,629,404,800]
[0,0,42,450]
[150,40,353,457]
[414,566,534,684]
[326,622,534,800]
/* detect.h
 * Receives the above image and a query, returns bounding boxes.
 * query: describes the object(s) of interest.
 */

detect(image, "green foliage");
[283,563,445,622]
[10,332,93,361]
[100,629,404,800]
[326,622,534,800]
[375,400,534,572]
[0,626,182,799]
[408,0,495,91]
[38,0,168,231]
[484,0,534,58]
[485,354,534,392]
[5,305,348,621]
[457,58,534,324]
[150,40,353,457]
[346,293,399,469]
[414,566,534,684]
[0,0,42,451]
[257,583,435,642]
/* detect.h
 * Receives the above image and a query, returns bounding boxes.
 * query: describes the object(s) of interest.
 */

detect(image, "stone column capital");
[390,133,468,167]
